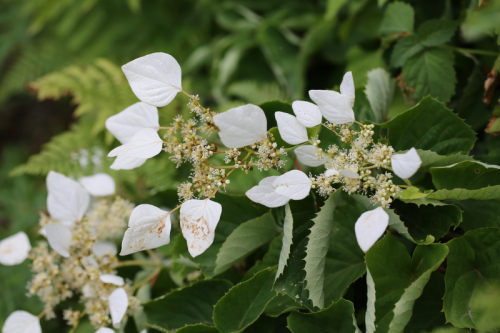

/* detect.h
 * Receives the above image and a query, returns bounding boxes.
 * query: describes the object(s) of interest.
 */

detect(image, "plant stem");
[37,310,46,319]
[116,260,161,268]
[442,45,499,57]
[403,178,413,187]
[132,267,161,291]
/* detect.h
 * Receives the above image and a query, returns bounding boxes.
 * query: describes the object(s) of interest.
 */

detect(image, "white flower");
[92,241,117,257]
[338,169,359,179]
[100,274,125,286]
[0,232,31,266]
[122,52,182,107]
[110,156,147,170]
[45,223,72,258]
[79,173,116,197]
[96,328,115,333]
[273,170,312,200]
[294,145,326,167]
[120,204,172,256]
[105,102,160,144]
[324,169,339,177]
[391,148,422,179]
[309,71,356,125]
[246,176,290,208]
[108,288,128,328]
[180,199,222,257]
[213,104,268,148]
[47,171,90,225]
[292,101,322,128]
[2,311,41,333]
[108,128,163,160]
[275,112,308,145]
[355,207,389,252]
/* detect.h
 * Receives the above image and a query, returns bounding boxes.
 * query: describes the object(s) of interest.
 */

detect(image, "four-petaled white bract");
[309,90,355,125]
[47,171,90,224]
[273,170,312,200]
[391,148,422,179]
[213,104,267,148]
[292,101,322,128]
[92,241,117,257]
[340,71,355,106]
[110,156,147,170]
[108,128,163,160]
[275,112,308,145]
[246,176,290,208]
[0,232,31,266]
[96,328,115,333]
[355,207,389,252]
[120,204,172,256]
[79,173,116,197]
[2,311,41,333]
[122,53,182,107]
[108,287,128,328]
[100,274,125,286]
[294,145,326,167]
[180,199,222,257]
[45,223,72,258]
[106,102,159,144]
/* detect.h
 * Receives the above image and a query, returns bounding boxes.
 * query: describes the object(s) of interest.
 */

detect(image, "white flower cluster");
[102,53,422,262]
[0,171,138,332]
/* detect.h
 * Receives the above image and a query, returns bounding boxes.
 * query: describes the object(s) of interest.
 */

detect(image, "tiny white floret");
[294,145,326,167]
[100,274,125,286]
[45,223,72,258]
[292,101,322,128]
[2,311,41,333]
[122,53,182,107]
[355,207,389,252]
[47,171,90,224]
[105,102,159,144]
[275,112,308,145]
[245,176,290,208]
[108,288,128,328]
[391,148,422,179]
[180,199,222,257]
[79,173,116,197]
[0,232,31,266]
[273,170,312,200]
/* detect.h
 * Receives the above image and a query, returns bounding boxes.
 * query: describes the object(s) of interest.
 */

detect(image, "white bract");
[245,176,290,208]
[0,232,31,266]
[339,169,359,179]
[45,223,72,258]
[292,101,322,128]
[79,173,116,197]
[180,199,222,257]
[273,170,312,200]
[100,274,125,286]
[96,328,115,333]
[213,104,267,148]
[122,52,182,107]
[106,102,159,144]
[92,241,117,257]
[294,145,326,167]
[108,128,163,159]
[391,148,422,179]
[309,90,355,125]
[108,288,128,328]
[325,169,339,177]
[340,71,355,106]
[110,156,147,170]
[355,207,389,252]
[120,204,171,256]
[2,311,41,333]
[275,112,308,145]
[47,171,90,224]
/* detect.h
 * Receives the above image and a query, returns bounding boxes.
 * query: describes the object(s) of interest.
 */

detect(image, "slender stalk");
[403,178,413,187]
[359,165,377,171]
[132,267,161,291]
[68,311,86,333]
[37,310,46,319]
[116,260,161,268]
[321,123,342,138]
[441,45,499,57]
[147,249,161,264]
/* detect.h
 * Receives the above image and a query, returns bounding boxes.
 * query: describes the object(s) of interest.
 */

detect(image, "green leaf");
[366,269,376,333]
[391,200,461,243]
[213,267,278,333]
[287,298,360,333]
[417,20,457,47]
[365,68,396,123]
[276,203,293,280]
[304,191,342,309]
[244,234,283,281]
[143,279,232,331]
[259,100,293,130]
[380,97,476,155]
[390,35,423,68]
[449,199,500,230]
[416,150,474,173]
[366,233,449,333]
[379,2,414,36]
[264,293,303,317]
[402,48,456,103]
[175,325,220,333]
[214,211,279,276]
[444,228,500,328]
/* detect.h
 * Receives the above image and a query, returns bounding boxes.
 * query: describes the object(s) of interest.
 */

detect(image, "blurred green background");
[0,0,499,331]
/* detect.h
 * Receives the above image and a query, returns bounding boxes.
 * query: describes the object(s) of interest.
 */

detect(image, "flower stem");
[132,267,161,291]
[441,45,499,57]
[116,260,162,268]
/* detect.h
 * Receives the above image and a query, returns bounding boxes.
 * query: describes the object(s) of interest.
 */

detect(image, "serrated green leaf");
[264,294,303,317]
[390,35,423,68]
[366,269,376,333]
[304,191,342,309]
[416,149,474,173]
[366,233,448,333]
[417,19,457,46]
[213,267,278,333]
[244,234,283,281]
[450,199,500,230]
[287,298,360,333]
[402,48,456,103]
[380,97,476,155]
[444,228,500,328]
[379,2,414,36]
[175,324,220,333]
[365,68,395,123]
[214,211,279,276]
[276,203,293,280]
[143,279,232,331]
